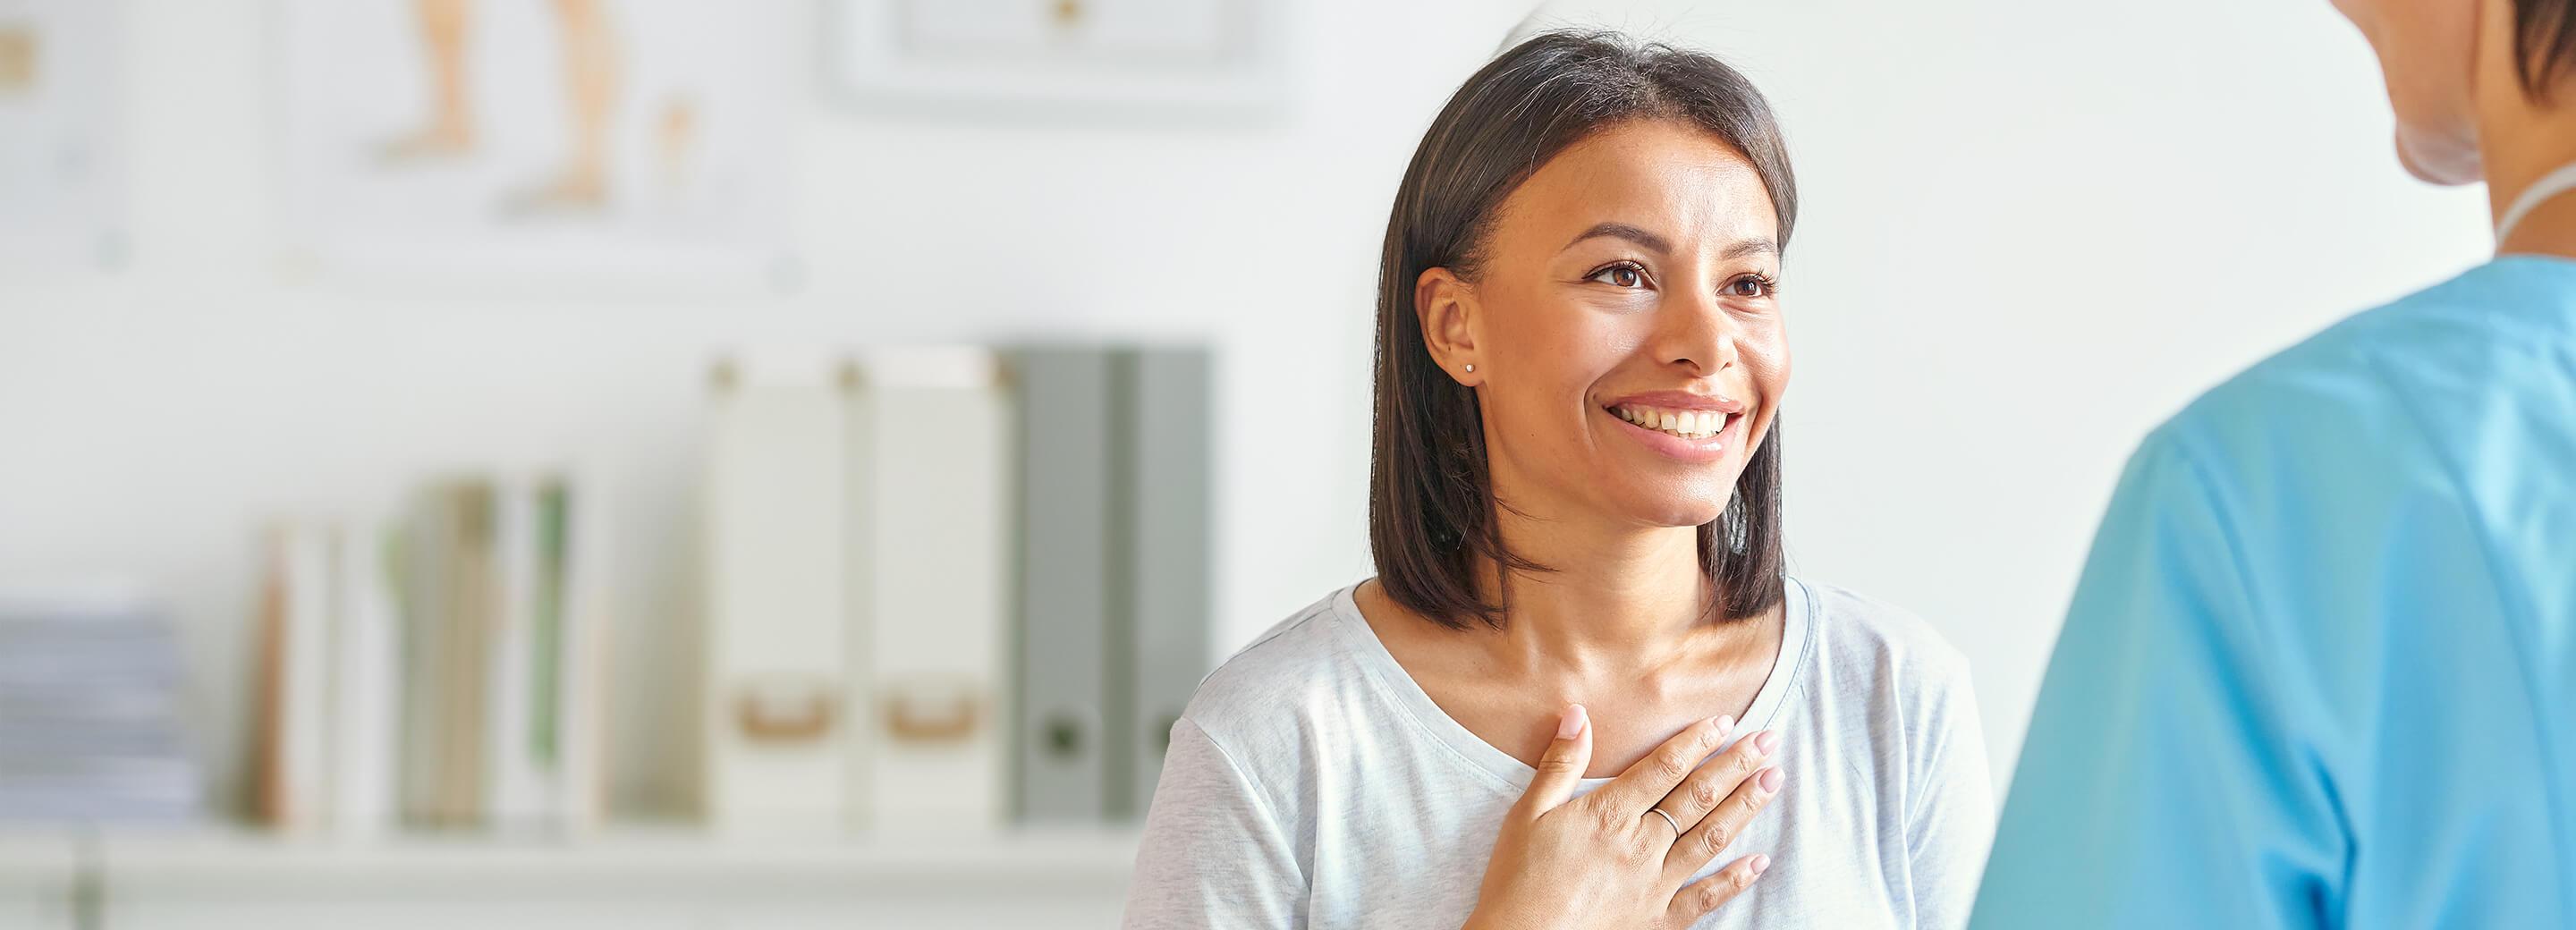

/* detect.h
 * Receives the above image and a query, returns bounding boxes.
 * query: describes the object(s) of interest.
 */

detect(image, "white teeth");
[1612,404,1730,440]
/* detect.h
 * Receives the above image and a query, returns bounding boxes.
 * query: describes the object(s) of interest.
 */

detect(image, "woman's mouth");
[1600,399,1744,463]
[1606,402,1736,441]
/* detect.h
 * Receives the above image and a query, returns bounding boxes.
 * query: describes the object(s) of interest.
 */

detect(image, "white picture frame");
[0,0,125,274]
[823,0,1287,122]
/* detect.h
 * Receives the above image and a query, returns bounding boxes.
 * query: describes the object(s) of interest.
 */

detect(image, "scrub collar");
[2494,160,2576,247]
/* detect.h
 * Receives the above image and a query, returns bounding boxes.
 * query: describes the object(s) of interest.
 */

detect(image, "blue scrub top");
[1971,258,2576,928]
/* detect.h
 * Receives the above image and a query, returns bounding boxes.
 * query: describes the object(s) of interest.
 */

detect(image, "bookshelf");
[4,827,1140,930]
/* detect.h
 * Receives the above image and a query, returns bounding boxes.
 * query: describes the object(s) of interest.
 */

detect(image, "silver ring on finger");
[1646,807,1682,835]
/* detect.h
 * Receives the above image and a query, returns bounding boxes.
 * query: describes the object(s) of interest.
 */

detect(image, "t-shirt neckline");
[1325,576,1815,796]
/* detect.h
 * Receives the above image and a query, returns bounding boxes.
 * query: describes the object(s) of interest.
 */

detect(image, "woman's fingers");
[1513,704,1593,817]
[1665,854,1770,926]
[1652,726,1778,838]
[1665,759,1784,879]
[1587,714,1736,815]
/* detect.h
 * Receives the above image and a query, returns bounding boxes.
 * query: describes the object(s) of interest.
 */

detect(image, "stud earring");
[1463,363,1475,373]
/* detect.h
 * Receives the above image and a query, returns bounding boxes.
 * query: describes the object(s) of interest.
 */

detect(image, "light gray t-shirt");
[1123,577,1996,929]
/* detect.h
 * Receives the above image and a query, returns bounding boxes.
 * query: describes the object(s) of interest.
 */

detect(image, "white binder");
[846,349,1014,833]
[703,358,851,834]
[550,473,614,833]
[327,514,402,838]
[486,480,547,829]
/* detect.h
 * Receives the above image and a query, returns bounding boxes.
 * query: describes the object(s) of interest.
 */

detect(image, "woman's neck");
[2477,0,2576,258]
[2479,108,2576,257]
[1470,507,1760,680]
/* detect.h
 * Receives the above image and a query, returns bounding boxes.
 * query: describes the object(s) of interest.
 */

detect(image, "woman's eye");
[1589,264,1647,288]
[1726,275,1775,299]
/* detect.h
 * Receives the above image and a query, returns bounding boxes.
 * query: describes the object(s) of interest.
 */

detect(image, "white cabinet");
[0,835,79,930]
[83,830,1136,930]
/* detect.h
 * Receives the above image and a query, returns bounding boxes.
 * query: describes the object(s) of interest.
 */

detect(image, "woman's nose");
[1657,287,1740,376]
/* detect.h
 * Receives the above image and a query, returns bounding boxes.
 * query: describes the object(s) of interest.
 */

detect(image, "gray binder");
[1010,350,1115,822]
[1113,348,1213,818]
[1009,345,1216,823]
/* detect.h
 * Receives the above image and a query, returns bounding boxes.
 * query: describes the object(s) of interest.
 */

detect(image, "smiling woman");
[1122,30,1994,930]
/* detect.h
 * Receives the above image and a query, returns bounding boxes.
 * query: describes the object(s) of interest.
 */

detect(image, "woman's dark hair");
[2518,0,2576,97]
[1368,30,1796,631]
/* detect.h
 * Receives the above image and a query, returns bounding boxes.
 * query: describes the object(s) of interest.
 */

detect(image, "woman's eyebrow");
[1561,224,1779,263]
[1721,237,1780,261]
[1561,222,1672,255]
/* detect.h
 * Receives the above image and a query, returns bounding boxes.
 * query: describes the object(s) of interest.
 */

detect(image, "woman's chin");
[1588,467,1739,529]
[2395,124,2481,186]
[1615,495,1730,530]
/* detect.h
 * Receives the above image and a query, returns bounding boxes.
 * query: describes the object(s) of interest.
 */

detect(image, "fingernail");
[1711,714,1736,737]
[1750,854,1771,876]
[1754,730,1779,754]
[1557,704,1588,739]
[1758,766,1784,792]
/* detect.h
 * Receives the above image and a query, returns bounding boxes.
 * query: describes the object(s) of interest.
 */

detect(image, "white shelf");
[34,826,1143,930]
[0,833,80,886]
[0,833,81,930]
[92,825,1141,893]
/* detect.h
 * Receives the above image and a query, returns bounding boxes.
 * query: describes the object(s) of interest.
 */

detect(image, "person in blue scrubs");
[1970,1,2576,927]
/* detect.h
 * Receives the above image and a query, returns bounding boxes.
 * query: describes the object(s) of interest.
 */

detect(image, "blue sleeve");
[1969,432,2348,929]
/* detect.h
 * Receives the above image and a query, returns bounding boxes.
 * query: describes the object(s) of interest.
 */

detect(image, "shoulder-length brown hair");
[1368,30,1796,630]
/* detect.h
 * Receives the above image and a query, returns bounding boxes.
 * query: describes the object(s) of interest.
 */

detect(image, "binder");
[1112,348,1214,817]
[702,360,851,833]
[394,490,453,826]
[847,349,1013,833]
[327,515,401,837]
[544,473,614,833]
[253,522,334,831]
[401,479,499,828]
[486,480,547,829]
[1005,349,1114,823]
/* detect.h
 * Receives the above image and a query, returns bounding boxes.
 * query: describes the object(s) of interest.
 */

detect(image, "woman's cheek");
[1739,326,1792,396]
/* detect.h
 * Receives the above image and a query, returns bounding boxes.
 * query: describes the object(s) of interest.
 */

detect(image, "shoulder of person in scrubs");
[1968,257,2576,927]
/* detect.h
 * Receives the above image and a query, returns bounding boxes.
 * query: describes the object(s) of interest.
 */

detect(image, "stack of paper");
[0,589,202,824]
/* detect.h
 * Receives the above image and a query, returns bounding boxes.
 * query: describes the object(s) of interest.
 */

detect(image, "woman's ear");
[1415,266,1484,386]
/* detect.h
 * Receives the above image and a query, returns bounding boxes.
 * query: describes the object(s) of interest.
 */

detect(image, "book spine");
[394,491,450,827]
[278,522,335,833]
[486,479,545,829]
[555,472,612,833]
[441,482,497,827]
[328,516,402,838]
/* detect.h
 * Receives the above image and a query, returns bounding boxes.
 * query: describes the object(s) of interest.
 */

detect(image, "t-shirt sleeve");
[1122,717,1307,929]
[1968,434,2343,929]
[1903,659,1995,930]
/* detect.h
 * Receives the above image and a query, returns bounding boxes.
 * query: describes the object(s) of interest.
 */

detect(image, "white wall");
[0,0,2490,819]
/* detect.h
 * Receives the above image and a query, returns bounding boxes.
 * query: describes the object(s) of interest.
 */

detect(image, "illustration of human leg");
[504,0,619,214]
[379,0,476,161]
